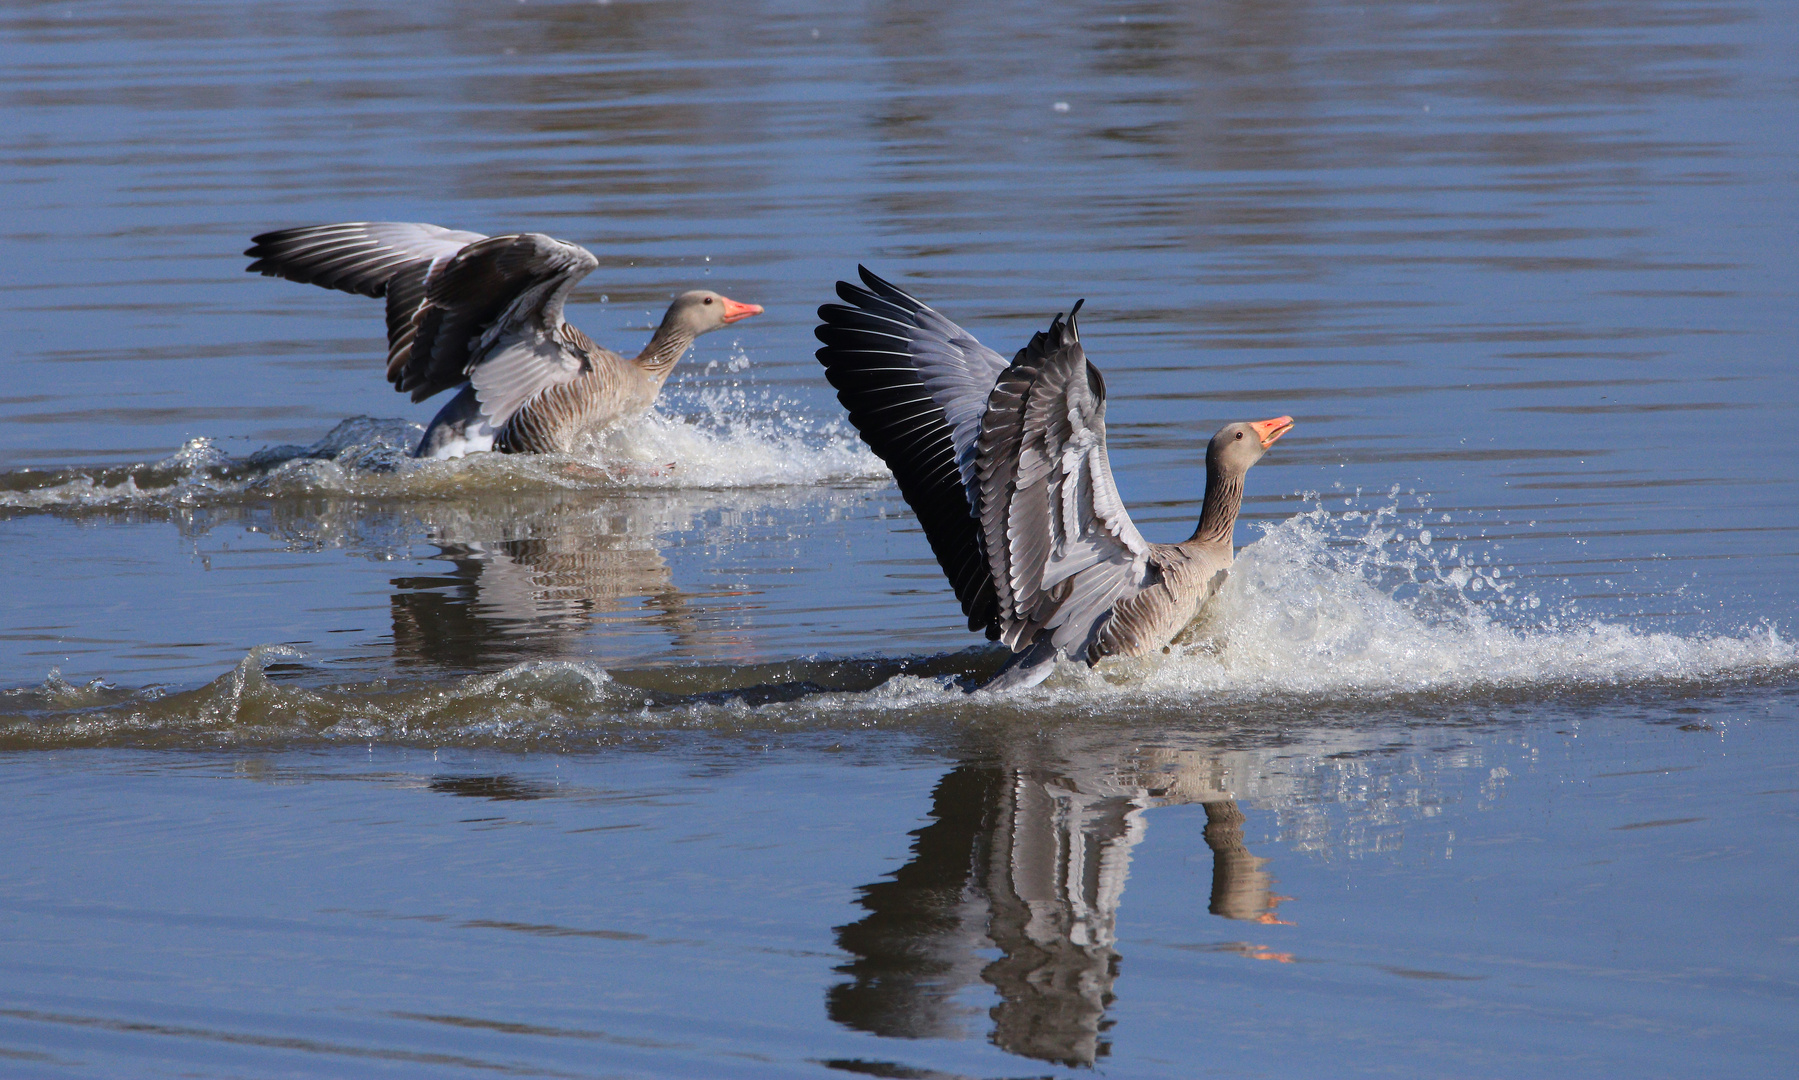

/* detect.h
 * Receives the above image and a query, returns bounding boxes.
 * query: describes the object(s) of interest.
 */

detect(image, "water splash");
[0,399,884,511]
[1103,506,1795,701]
[4,498,1792,749]
[584,382,882,489]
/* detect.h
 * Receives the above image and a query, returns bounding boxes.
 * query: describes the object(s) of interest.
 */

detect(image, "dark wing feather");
[245,223,597,409]
[247,222,485,401]
[399,232,598,405]
[841,268,1011,497]
[245,222,484,298]
[815,268,1006,635]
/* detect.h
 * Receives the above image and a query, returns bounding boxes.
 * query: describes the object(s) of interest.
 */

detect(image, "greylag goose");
[245,223,762,458]
[815,267,1291,691]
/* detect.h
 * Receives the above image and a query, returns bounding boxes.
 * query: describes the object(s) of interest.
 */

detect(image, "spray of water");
[4,493,1791,748]
[0,392,885,511]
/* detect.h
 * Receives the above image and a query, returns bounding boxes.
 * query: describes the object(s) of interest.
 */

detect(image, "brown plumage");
[816,267,1292,690]
[245,223,762,458]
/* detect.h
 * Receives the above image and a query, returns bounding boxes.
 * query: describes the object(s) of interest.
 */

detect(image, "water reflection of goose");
[816,268,1291,690]
[828,743,1283,1067]
[388,490,727,669]
[245,223,762,459]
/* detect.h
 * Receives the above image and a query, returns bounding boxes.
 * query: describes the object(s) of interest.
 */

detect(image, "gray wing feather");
[469,337,579,434]
[411,233,599,418]
[815,270,1004,633]
[245,222,486,297]
[246,223,598,413]
[977,306,1152,654]
[849,271,1011,501]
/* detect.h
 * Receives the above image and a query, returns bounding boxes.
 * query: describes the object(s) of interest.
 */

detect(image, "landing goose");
[246,223,762,459]
[816,267,1291,690]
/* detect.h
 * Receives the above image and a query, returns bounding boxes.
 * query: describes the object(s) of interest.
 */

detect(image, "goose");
[815,267,1291,691]
[245,223,762,459]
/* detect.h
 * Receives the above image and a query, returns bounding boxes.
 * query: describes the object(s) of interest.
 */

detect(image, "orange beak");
[719,297,763,324]
[1249,415,1294,449]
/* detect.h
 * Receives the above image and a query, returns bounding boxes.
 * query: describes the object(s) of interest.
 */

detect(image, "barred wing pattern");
[817,269,1158,662]
[245,223,601,414]
[814,268,1011,634]
[245,221,484,299]
[975,305,1153,654]
[246,222,485,400]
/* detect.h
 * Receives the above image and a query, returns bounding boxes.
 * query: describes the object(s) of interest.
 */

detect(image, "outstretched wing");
[247,222,485,396]
[245,221,485,298]
[245,223,599,412]
[976,305,1153,653]
[815,267,1011,634]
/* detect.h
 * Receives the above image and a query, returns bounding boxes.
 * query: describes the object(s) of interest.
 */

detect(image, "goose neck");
[634,321,697,377]
[1190,459,1244,547]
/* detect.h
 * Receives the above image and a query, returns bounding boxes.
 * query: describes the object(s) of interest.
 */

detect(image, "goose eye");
[1234,431,1243,440]
[703,296,714,305]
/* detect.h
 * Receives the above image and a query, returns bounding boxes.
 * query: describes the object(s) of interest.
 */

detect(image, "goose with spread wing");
[246,223,762,459]
[815,267,1292,691]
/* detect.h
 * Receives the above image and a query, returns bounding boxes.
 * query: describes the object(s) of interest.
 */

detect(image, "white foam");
[0,391,886,509]
[5,471,1792,744]
[581,386,883,489]
[745,501,1796,713]
[1038,505,1796,704]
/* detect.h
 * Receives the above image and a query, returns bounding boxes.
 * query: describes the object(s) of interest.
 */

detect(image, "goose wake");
[0,388,885,512]
[4,498,1791,749]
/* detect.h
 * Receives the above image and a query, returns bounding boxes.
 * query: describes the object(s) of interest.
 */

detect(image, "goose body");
[245,223,761,459]
[815,267,1291,690]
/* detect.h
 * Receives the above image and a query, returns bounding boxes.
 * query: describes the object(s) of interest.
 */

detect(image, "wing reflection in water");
[425,775,557,801]
[829,744,1283,1067]
[388,489,741,670]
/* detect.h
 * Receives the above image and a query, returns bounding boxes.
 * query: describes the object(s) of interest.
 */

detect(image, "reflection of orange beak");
[1250,415,1294,449]
[719,297,764,324]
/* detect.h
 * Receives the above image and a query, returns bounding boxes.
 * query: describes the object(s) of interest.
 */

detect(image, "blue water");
[2,0,1796,1075]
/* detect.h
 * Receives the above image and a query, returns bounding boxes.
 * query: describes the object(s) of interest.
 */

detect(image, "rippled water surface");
[2,1,1796,1076]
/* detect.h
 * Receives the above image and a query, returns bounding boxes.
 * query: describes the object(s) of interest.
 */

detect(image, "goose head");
[1208,415,1293,476]
[665,290,764,335]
